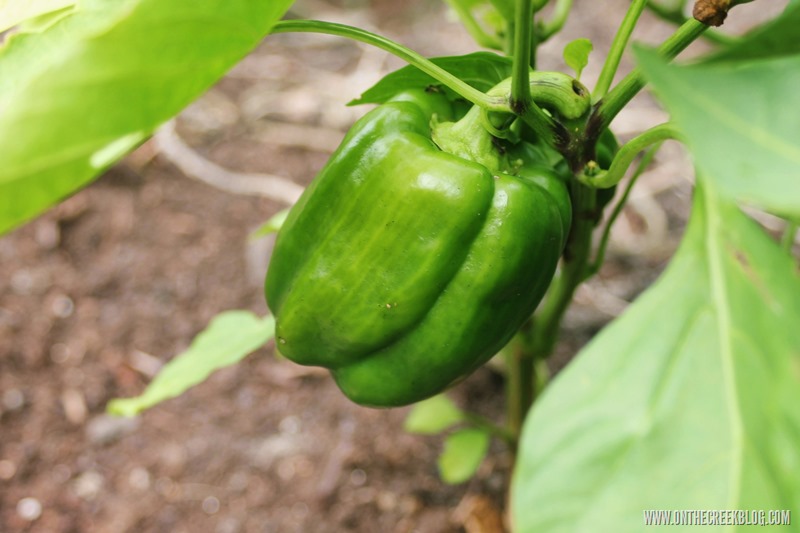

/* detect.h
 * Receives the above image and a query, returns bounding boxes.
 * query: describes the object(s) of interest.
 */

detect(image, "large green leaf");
[348,52,512,106]
[635,46,800,219]
[0,0,294,234]
[708,2,800,62]
[107,311,275,417]
[512,181,800,532]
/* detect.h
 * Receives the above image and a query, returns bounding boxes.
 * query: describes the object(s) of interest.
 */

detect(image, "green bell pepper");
[266,74,586,407]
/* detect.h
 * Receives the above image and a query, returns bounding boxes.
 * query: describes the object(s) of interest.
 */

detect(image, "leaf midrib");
[702,183,744,527]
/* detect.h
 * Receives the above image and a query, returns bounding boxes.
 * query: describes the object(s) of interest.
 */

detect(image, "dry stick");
[154,120,304,204]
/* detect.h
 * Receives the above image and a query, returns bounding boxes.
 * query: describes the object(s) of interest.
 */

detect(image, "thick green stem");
[594,0,647,101]
[528,183,597,359]
[270,20,508,112]
[505,335,534,442]
[591,18,707,135]
[506,0,562,148]
[511,0,534,110]
[578,122,681,188]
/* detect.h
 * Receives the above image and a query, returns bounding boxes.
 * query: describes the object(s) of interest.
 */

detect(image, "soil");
[0,1,785,532]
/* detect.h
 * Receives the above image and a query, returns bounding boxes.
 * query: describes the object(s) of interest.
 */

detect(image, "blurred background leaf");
[635,4,800,219]
[439,428,490,484]
[0,0,294,234]
[405,394,465,435]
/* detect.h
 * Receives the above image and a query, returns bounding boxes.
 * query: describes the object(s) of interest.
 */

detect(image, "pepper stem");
[270,20,509,113]
[577,122,682,188]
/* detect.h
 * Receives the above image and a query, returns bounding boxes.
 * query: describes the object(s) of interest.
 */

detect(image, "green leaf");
[708,2,800,62]
[404,394,465,435]
[512,181,800,532]
[563,38,592,80]
[250,208,290,240]
[439,428,490,484]
[14,5,75,33]
[636,47,800,218]
[0,0,294,235]
[107,312,275,417]
[0,0,75,32]
[348,52,512,106]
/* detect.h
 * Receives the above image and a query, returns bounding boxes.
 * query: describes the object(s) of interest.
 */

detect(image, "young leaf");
[348,52,512,106]
[250,208,290,240]
[439,428,491,484]
[107,312,275,417]
[563,38,592,80]
[0,0,294,235]
[635,45,800,219]
[404,394,465,435]
[512,181,800,532]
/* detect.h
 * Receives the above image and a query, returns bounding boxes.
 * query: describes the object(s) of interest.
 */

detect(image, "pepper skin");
[265,85,577,407]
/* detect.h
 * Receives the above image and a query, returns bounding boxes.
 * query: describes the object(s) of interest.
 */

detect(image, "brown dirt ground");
[0,1,786,532]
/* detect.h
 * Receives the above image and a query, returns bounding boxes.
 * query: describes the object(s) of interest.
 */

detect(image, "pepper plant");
[1,0,798,530]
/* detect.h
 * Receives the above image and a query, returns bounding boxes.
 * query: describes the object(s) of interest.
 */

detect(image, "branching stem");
[508,0,558,145]
[539,0,573,41]
[578,122,681,188]
[591,18,707,135]
[594,0,647,101]
[271,20,508,112]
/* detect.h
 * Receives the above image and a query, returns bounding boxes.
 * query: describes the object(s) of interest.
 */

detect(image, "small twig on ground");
[154,120,304,204]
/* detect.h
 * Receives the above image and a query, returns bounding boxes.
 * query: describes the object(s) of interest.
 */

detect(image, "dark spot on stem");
[572,80,587,97]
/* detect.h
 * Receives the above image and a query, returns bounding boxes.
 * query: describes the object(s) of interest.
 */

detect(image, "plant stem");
[503,0,549,443]
[270,20,508,112]
[464,411,518,446]
[646,1,737,46]
[506,0,562,148]
[594,0,647,101]
[443,0,504,49]
[578,122,681,188]
[781,222,798,253]
[528,183,597,360]
[511,0,534,109]
[506,333,534,441]
[539,0,573,41]
[590,18,707,135]
[586,143,663,279]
